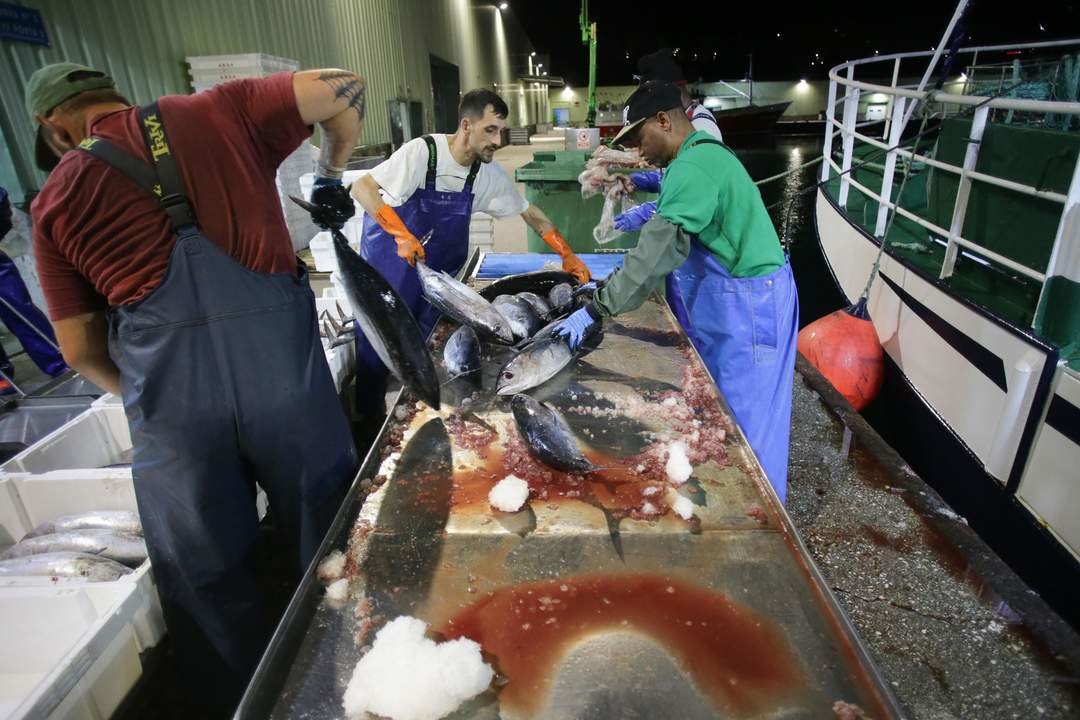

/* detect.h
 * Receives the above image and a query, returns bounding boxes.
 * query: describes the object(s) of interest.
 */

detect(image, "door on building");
[430,55,460,134]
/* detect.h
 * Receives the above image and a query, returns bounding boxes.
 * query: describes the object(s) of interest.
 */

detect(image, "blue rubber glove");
[551,306,598,351]
[630,170,662,193]
[614,201,657,233]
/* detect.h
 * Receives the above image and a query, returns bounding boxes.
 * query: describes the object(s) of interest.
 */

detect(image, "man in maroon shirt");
[28,62,364,713]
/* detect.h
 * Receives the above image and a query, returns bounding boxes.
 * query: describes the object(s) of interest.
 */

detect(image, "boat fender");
[797,297,884,411]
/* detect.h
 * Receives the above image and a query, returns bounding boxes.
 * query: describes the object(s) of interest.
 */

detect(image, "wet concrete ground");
[787,358,1080,720]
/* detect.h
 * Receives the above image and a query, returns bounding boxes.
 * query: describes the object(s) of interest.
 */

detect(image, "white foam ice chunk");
[326,577,349,601]
[641,502,658,515]
[665,441,693,485]
[488,474,530,513]
[343,615,494,720]
[671,495,696,520]
[642,486,660,497]
[662,397,678,407]
[378,452,401,478]
[317,550,346,584]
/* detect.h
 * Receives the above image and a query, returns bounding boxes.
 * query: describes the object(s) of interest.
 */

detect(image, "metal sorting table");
[237,253,903,719]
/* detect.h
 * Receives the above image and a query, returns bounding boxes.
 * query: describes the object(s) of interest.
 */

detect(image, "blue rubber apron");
[0,251,67,377]
[356,135,479,406]
[673,241,799,501]
[79,105,356,709]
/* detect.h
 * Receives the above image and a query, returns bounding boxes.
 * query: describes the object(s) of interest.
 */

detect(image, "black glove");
[309,181,355,231]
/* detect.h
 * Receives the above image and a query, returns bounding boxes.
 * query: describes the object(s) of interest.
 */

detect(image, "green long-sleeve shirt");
[592,130,784,318]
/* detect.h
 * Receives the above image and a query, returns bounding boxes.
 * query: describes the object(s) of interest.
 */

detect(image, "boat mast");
[748,53,754,106]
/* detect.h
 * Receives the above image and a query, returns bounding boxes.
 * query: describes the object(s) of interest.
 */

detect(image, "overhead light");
[499,2,508,9]
[530,51,536,56]
[561,86,574,100]
[959,72,967,81]
[776,32,781,38]
[543,71,548,76]
[797,79,808,91]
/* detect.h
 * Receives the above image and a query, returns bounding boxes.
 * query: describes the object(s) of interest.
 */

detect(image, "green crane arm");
[579,0,597,126]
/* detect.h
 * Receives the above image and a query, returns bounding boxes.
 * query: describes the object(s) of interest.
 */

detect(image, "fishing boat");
[711,101,792,139]
[814,37,1080,625]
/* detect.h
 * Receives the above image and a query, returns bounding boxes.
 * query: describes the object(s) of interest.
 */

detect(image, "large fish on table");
[288,197,441,410]
[515,292,552,320]
[510,395,624,559]
[511,394,599,474]
[493,296,542,341]
[23,510,142,539]
[479,269,579,301]
[415,261,514,343]
[497,336,574,395]
[0,552,133,581]
[443,325,481,382]
[2,531,148,567]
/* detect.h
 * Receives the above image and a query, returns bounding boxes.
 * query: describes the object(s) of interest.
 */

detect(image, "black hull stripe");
[877,273,1008,392]
[1046,394,1080,447]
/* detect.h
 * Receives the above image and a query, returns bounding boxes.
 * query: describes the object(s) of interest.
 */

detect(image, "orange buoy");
[797,298,884,411]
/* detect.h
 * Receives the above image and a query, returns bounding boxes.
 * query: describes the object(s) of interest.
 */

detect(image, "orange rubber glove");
[375,205,424,265]
[542,228,591,284]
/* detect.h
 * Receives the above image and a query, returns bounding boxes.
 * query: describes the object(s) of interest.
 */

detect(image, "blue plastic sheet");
[476,252,626,280]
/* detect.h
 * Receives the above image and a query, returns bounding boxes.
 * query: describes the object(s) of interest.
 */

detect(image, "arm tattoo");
[318,71,367,121]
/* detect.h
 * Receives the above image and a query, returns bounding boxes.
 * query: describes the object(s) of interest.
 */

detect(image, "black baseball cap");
[636,49,685,85]
[612,81,683,146]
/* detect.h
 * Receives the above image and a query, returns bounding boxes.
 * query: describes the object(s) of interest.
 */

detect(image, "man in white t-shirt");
[348,90,590,412]
[351,89,590,282]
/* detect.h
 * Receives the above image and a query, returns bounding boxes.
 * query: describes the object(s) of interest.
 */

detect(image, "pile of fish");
[0,510,146,582]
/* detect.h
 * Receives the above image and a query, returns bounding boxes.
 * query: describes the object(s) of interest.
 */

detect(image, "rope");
[753,156,824,188]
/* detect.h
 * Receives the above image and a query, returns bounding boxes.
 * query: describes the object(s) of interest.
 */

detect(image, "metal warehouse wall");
[1,0,539,202]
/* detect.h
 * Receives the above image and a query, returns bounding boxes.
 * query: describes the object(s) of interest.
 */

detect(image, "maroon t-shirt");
[32,72,310,321]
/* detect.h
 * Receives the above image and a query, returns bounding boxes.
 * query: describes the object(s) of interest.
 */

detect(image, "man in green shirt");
[552,80,799,500]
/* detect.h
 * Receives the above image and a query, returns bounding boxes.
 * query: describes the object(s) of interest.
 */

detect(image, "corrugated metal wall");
[0,0,539,202]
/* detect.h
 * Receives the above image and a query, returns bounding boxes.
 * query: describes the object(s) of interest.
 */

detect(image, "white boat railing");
[821,39,1080,324]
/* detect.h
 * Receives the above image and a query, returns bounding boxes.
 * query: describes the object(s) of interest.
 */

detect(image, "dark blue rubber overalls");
[78,104,356,708]
[355,136,479,406]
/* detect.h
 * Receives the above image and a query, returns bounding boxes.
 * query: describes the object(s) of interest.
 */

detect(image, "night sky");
[507,0,1080,86]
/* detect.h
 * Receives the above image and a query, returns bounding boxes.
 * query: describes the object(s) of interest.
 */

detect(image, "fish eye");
[503,372,514,379]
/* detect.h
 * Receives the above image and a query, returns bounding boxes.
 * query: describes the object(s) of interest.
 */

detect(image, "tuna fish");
[416,261,514,343]
[23,510,142,539]
[510,394,598,474]
[510,395,624,559]
[497,336,574,395]
[0,552,133,581]
[493,297,542,341]
[478,269,578,301]
[2,531,148,567]
[515,292,552,320]
[289,196,441,409]
[443,325,481,381]
[548,283,574,315]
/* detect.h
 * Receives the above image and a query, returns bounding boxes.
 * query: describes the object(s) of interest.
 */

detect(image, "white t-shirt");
[367,134,528,219]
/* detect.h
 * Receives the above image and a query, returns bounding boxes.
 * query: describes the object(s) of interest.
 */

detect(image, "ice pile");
[665,441,693,485]
[488,474,530,513]
[343,616,494,720]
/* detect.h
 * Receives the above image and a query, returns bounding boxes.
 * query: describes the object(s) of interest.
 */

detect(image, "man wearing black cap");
[551,80,799,504]
[615,48,722,233]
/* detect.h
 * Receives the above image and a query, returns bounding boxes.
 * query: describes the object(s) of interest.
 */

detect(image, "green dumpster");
[516,151,656,254]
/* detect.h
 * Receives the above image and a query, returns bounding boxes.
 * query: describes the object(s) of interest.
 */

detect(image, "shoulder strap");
[136,103,197,231]
[77,137,162,198]
[464,158,481,191]
[689,137,737,158]
[422,135,437,189]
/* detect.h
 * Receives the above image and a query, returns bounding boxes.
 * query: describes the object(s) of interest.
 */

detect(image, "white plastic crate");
[186,53,299,73]
[308,223,362,273]
[0,581,160,720]
[1,406,130,475]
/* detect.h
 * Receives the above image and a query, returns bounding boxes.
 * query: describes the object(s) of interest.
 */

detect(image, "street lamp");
[499,2,508,9]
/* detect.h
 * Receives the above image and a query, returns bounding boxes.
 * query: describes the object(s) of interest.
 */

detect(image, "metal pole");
[875,97,908,237]
[748,53,754,105]
[883,57,901,140]
[586,22,597,127]
[821,75,839,183]
[1035,143,1080,327]
[901,0,970,130]
[940,104,989,278]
